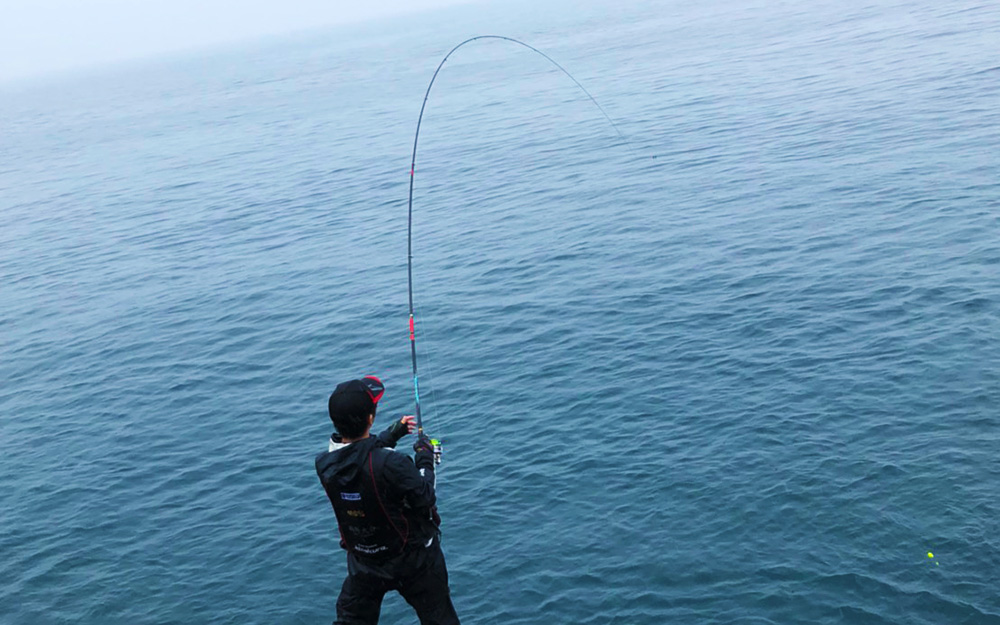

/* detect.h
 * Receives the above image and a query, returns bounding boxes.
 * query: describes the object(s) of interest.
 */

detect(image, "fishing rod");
[406,35,635,437]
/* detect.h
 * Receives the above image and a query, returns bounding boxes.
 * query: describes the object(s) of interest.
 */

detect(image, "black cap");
[328,375,384,422]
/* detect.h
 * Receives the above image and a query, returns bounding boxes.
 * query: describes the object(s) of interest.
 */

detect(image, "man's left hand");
[386,415,417,443]
[399,415,417,434]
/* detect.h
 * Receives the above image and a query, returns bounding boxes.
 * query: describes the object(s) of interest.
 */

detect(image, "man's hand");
[413,433,434,456]
[400,415,417,434]
[413,433,440,471]
[386,415,418,443]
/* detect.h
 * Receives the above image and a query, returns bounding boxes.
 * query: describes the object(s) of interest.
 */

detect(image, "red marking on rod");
[410,167,414,177]
[409,316,415,341]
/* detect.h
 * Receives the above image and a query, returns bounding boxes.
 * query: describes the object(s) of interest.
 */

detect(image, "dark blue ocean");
[2,0,998,622]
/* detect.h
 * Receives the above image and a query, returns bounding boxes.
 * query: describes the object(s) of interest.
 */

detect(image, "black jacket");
[316,424,437,559]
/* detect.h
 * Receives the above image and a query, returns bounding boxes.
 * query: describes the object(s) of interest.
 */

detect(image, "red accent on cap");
[360,375,384,404]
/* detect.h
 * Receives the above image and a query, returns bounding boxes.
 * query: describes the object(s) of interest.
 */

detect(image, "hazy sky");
[1,0,476,82]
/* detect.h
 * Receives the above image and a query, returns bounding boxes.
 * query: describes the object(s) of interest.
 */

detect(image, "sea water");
[1,0,998,622]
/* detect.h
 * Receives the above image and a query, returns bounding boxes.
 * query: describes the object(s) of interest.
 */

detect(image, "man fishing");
[315,375,460,625]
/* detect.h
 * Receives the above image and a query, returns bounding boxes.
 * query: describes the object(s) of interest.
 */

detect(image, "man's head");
[328,375,385,439]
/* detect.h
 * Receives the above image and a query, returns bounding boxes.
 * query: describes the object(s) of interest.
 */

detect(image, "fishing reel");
[430,439,442,465]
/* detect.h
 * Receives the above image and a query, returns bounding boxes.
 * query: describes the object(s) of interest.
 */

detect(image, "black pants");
[334,538,460,625]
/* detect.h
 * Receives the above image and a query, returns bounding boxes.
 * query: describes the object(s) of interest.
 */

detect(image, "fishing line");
[406,35,635,435]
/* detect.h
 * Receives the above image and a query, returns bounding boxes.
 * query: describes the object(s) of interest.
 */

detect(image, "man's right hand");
[413,434,437,471]
[413,434,434,456]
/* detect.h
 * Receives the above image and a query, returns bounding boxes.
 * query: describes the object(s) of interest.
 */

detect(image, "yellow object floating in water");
[927,552,934,558]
